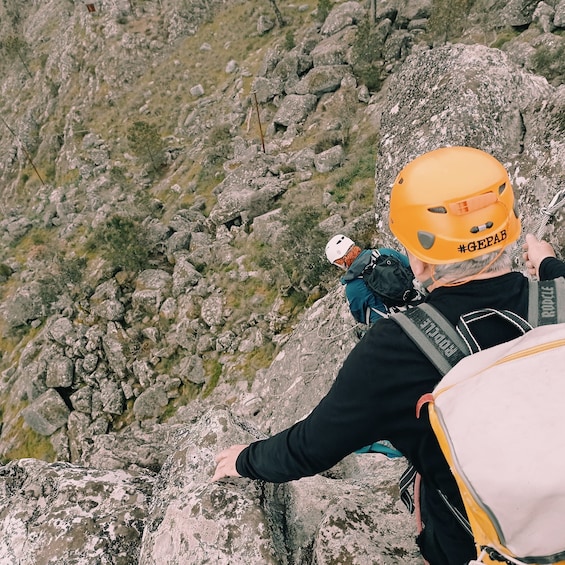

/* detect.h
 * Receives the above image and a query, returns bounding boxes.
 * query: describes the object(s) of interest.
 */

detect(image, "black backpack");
[362,252,418,307]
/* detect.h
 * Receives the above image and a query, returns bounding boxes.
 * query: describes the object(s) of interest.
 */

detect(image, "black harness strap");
[393,278,565,371]
[391,302,469,376]
[528,278,565,326]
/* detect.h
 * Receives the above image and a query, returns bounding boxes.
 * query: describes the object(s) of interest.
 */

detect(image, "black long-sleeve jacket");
[236,258,565,504]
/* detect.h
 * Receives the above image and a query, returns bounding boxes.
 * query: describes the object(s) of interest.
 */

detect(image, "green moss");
[283,288,309,314]
[1,411,57,463]
[202,124,233,167]
[531,43,565,84]
[159,382,202,421]
[58,169,80,186]
[0,263,13,279]
[246,341,276,373]
[428,0,474,43]
[490,28,519,49]
[284,30,295,50]
[202,359,223,398]
[316,0,332,22]
[331,148,377,204]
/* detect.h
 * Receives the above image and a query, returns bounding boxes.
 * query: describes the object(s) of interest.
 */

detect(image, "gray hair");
[434,246,515,282]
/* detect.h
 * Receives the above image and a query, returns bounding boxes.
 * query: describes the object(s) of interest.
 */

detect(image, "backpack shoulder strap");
[528,278,565,326]
[369,249,381,265]
[355,250,380,279]
[391,303,469,376]
[394,278,565,372]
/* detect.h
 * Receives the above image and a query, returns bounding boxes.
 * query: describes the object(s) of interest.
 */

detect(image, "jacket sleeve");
[539,257,565,280]
[234,339,383,482]
[234,320,437,483]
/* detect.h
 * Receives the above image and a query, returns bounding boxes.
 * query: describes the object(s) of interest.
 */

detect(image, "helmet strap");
[420,277,435,292]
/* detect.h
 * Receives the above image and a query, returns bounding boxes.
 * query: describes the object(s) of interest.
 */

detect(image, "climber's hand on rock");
[212,444,247,481]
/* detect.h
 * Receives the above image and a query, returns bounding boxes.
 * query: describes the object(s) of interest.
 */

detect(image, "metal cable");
[514,188,565,272]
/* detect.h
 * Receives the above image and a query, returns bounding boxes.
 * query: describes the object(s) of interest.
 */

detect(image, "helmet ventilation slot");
[448,192,497,215]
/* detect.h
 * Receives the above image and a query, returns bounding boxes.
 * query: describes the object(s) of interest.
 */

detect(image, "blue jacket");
[340,248,410,325]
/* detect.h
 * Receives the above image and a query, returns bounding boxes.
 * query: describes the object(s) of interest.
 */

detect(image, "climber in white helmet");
[325,234,417,325]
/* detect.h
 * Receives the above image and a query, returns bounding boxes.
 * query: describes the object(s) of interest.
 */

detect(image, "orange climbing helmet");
[389,146,521,264]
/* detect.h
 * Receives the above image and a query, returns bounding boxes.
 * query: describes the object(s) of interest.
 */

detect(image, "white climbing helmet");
[325,234,355,264]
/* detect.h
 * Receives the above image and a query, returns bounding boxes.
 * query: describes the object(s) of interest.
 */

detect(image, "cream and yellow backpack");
[393,279,565,565]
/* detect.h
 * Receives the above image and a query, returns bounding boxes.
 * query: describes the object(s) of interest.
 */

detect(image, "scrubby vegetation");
[531,42,565,85]
[0,0,563,460]
[86,216,152,274]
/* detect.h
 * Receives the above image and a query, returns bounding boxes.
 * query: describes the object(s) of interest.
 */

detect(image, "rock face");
[0,459,154,564]
[0,0,564,563]
[137,408,421,565]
